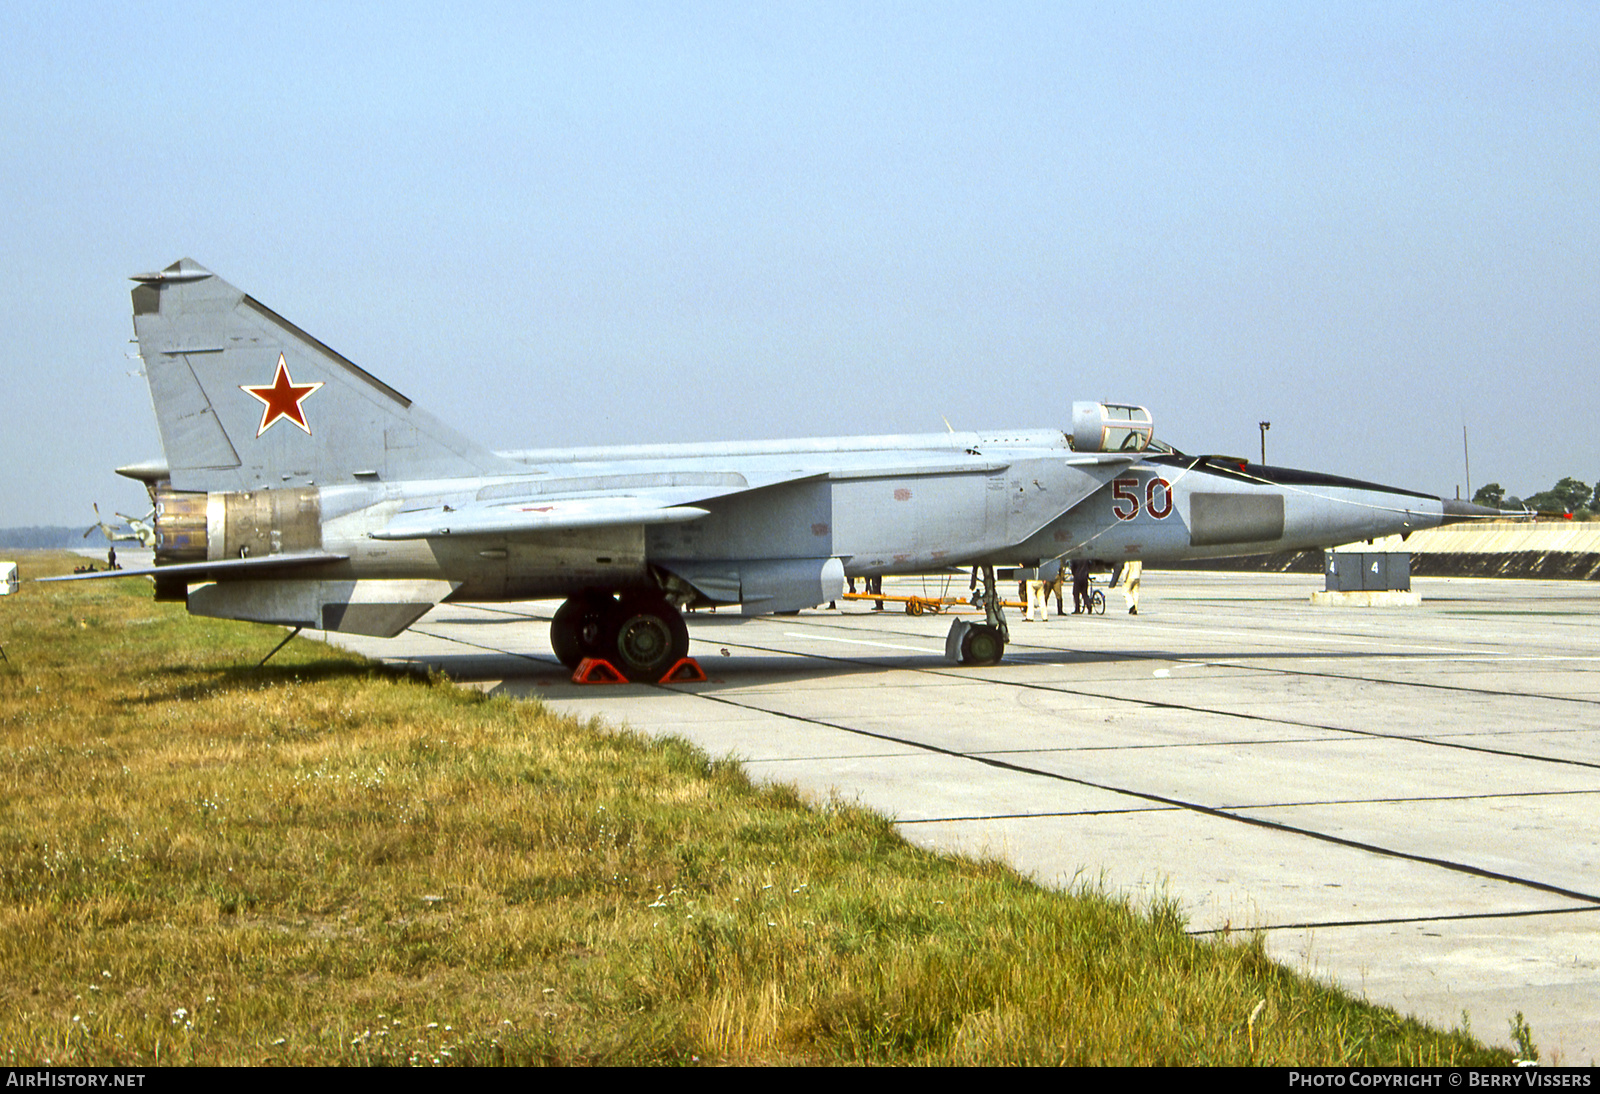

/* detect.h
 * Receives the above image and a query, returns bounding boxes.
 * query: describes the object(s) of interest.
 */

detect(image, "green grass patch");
[0,552,1514,1065]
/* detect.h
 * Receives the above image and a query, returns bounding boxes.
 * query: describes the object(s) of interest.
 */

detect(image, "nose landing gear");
[958,622,1006,665]
[944,564,1010,666]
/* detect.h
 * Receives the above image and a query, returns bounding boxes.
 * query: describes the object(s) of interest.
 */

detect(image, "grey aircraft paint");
[56,259,1497,679]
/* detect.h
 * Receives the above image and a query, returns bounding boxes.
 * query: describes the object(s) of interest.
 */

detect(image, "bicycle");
[1062,575,1106,615]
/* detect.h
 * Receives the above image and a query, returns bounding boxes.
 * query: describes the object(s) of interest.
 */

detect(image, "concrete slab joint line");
[330,570,1600,1061]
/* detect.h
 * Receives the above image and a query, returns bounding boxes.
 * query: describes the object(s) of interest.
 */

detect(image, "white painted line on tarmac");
[1152,661,1245,677]
[1108,620,1477,655]
[1269,654,1600,667]
[1431,654,1600,663]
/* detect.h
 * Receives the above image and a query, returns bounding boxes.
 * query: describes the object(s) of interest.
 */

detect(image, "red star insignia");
[241,354,324,437]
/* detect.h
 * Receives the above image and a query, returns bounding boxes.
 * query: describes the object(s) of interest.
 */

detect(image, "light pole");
[1258,421,1270,466]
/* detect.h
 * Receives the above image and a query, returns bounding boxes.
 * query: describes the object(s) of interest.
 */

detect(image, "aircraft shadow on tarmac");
[384,644,1449,696]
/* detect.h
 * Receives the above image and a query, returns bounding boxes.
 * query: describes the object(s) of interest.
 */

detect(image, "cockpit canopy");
[1071,401,1154,453]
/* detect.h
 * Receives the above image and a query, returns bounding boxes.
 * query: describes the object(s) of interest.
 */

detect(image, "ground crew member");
[1047,568,1067,615]
[1071,560,1091,613]
[1120,560,1142,615]
[1025,575,1047,620]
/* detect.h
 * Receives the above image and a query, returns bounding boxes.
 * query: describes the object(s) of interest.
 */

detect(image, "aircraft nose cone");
[1439,498,1506,524]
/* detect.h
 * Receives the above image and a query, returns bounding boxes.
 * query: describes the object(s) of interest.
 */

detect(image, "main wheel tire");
[960,623,1005,666]
[611,597,690,681]
[551,593,620,669]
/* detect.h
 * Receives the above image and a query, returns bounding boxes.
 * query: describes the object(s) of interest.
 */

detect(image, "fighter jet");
[58,259,1492,678]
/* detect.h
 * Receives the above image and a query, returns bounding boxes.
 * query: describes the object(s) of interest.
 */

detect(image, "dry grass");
[0,552,1512,1065]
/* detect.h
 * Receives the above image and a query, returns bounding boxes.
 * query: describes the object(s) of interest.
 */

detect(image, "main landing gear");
[550,592,690,682]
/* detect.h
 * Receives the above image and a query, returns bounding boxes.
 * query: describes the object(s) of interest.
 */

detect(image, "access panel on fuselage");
[828,471,997,572]
[645,480,835,562]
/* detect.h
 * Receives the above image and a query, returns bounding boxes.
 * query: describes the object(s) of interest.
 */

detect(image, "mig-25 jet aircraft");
[59,259,1492,678]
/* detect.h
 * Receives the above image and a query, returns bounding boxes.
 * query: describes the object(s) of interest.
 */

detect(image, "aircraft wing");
[370,466,850,541]
[371,495,713,540]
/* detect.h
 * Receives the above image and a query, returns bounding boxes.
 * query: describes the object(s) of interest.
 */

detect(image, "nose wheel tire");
[960,623,1005,666]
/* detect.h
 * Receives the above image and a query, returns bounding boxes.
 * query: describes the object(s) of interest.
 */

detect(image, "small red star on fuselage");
[241,354,324,437]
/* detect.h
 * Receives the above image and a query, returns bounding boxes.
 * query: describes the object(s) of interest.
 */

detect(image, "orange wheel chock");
[658,658,707,683]
[572,658,628,684]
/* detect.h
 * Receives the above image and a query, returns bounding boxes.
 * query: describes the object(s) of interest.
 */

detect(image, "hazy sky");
[4,2,1595,525]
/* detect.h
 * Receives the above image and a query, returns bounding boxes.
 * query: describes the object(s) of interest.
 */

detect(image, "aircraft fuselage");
[155,430,1452,600]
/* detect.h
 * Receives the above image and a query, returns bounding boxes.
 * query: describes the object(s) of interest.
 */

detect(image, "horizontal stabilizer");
[39,550,348,583]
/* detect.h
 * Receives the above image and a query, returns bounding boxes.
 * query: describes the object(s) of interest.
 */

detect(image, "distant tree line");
[0,527,84,549]
[1473,477,1600,518]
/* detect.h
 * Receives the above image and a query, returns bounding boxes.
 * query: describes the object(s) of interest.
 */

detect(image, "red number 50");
[1111,477,1174,521]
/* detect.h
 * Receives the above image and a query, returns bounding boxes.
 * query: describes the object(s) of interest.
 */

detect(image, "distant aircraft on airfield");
[53,259,1495,678]
[83,503,157,549]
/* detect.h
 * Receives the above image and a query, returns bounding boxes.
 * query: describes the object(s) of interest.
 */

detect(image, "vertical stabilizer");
[130,259,518,492]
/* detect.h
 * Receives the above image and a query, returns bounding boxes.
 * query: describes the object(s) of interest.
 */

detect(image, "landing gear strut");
[945,564,1009,666]
[550,592,690,681]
